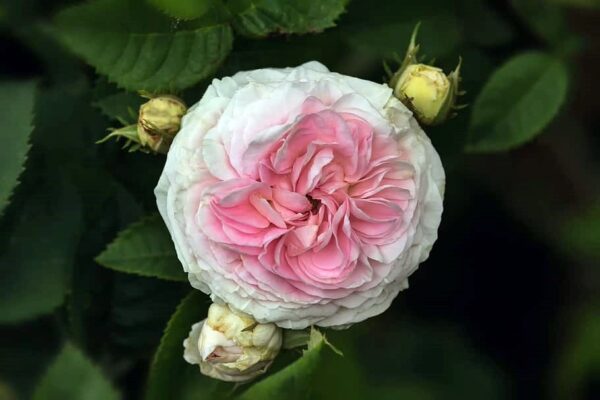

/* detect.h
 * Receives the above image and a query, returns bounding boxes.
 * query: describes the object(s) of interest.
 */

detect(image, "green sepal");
[96,124,143,152]
[282,327,343,356]
[389,23,421,89]
[282,329,311,350]
[430,57,465,126]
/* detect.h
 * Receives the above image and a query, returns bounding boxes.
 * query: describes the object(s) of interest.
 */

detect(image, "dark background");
[0,0,598,399]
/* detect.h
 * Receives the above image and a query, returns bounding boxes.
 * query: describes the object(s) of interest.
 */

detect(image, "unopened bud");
[138,95,187,154]
[388,24,464,126]
[183,303,282,383]
[96,94,187,154]
[394,64,451,125]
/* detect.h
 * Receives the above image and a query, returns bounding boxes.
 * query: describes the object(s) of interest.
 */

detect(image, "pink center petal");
[195,103,417,294]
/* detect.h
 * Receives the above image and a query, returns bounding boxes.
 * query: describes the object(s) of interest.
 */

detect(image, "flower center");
[306,195,321,214]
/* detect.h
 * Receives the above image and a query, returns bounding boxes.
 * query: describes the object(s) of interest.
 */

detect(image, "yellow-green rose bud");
[183,303,282,383]
[394,64,451,125]
[96,94,187,154]
[137,95,187,154]
[387,24,464,126]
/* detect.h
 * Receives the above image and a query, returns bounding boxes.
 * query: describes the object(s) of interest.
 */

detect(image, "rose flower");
[156,62,445,329]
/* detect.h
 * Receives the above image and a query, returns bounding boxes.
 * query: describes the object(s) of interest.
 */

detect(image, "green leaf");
[148,0,215,20]
[96,214,186,281]
[66,172,144,349]
[0,80,36,217]
[30,78,99,163]
[32,343,120,400]
[305,330,367,400]
[0,179,82,323]
[238,328,329,400]
[282,329,311,350]
[228,0,348,38]
[93,91,144,125]
[109,274,186,356]
[145,291,223,400]
[466,52,568,152]
[55,0,233,92]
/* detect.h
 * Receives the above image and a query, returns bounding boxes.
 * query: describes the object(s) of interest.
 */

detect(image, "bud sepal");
[96,124,143,153]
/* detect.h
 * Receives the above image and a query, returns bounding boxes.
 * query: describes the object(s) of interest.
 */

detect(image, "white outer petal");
[183,321,205,365]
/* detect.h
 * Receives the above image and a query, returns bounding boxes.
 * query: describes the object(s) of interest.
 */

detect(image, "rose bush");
[155,61,445,329]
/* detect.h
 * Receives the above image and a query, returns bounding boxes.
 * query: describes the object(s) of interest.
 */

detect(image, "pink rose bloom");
[155,62,444,329]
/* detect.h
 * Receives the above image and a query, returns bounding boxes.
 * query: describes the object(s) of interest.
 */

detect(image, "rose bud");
[388,24,464,126]
[96,94,186,154]
[183,303,282,382]
[138,95,187,154]
[394,63,454,125]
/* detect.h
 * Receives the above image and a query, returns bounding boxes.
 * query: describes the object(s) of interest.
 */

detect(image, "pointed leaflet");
[0,80,35,216]
[466,52,568,152]
[228,0,349,38]
[0,179,82,323]
[55,0,233,92]
[96,214,186,281]
[32,343,120,400]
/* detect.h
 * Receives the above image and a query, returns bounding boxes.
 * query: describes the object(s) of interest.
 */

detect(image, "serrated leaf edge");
[95,214,186,282]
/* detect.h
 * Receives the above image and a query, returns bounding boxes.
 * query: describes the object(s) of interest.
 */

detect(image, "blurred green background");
[0,0,598,399]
